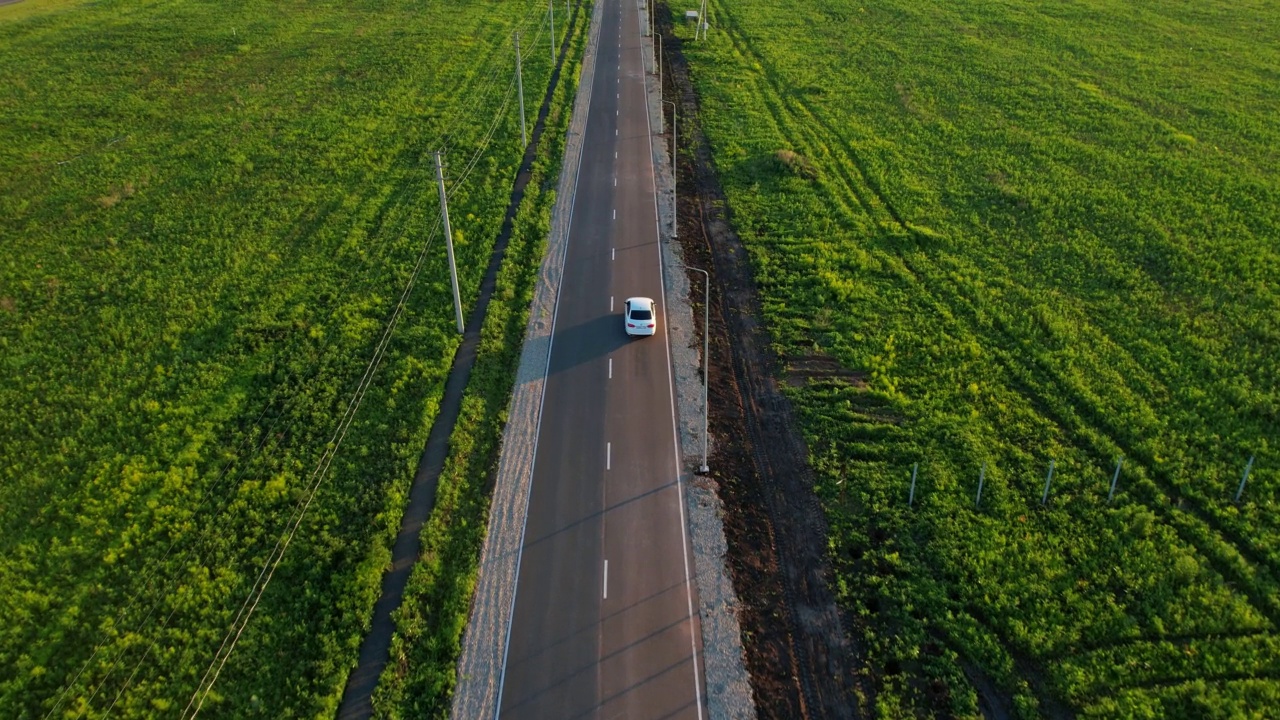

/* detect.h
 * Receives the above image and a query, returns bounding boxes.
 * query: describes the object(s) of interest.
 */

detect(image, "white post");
[657,33,663,97]
[1107,457,1122,503]
[1041,459,1055,505]
[1235,455,1256,503]
[909,463,918,507]
[434,151,465,334]
[663,99,677,238]
[976,462,986,508]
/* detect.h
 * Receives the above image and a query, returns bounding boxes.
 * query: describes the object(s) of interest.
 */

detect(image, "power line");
[182,212,446,718]
[43,1,559,712]
[438,1,546,152]
[181,39,537,705]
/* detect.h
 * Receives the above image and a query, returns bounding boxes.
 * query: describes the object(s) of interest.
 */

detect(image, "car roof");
[625,296,655,308]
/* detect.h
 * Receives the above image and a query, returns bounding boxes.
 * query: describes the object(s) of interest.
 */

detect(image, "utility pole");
[664,99,677,238]
[515,33,527,148]
[549,0,555,64]
[434,151,465,334]
[684,266,711,474]
[657,32,662,96]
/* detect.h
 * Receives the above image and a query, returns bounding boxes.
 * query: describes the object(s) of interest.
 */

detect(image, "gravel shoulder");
[448,3,601,716]
[640,4,756,717]
[657,12,871,719]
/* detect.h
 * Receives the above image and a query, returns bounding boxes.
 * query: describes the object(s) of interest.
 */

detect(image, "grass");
[0,0,93,23]
[679,0,1280,715]
[368,5,590,717]
[0,0,574,716]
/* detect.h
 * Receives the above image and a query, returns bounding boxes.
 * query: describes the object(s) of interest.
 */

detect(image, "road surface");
[496,0,705,717]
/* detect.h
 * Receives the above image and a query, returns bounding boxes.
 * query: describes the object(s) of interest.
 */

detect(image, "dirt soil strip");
[334,5,587,718]
[642,4,757,719]
[658,15,871,720]
[448,1,603,717]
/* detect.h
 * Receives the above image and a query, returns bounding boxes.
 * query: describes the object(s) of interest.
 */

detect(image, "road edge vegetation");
[368,4,591,718]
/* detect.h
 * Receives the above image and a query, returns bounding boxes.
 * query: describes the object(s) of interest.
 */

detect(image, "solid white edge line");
[639,7,705,719]
[604,559,609,599]
[494,0,598,712]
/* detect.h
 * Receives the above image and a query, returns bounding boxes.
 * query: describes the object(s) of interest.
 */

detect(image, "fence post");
[976,461,986,508]
[1041,459,1055,506]
[1235,455,1256,503]
[1107,457,1122,503]
[908,462,918,507]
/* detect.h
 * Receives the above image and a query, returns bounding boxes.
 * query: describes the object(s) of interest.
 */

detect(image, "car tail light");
[627,323,636,328]
[647,323,655,328]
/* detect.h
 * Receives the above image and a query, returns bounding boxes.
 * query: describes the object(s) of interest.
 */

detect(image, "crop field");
[680,0,1279,716]
[0,0,575,716]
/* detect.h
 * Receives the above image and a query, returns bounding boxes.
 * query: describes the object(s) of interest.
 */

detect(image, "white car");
[623,296,657,337]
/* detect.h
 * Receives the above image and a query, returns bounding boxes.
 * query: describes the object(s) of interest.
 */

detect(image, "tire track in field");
[711,0,1280,602]
[706,0,908,231]
[969,314,1280,628]
[707,3,892,231]
[703,4,1074,713]
[1052,629,1280,703]
[722,1,1276,578]
[701,0,1280,709]
[1081,672,1280,711]
[918,274,1280,646]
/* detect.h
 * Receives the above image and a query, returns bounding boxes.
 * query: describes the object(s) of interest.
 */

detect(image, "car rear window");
[630,308,653,320]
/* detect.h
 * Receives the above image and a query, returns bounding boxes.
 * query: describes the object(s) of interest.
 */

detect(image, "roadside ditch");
[654,6,872,718]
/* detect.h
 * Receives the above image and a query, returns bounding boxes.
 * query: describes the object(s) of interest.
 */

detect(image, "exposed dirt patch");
[783,354,868,389]
[660,14,872,720]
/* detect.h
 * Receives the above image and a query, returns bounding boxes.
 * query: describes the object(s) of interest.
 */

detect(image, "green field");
[369,9,589,718]
[680,0,1279,715]
[0,0,572,716]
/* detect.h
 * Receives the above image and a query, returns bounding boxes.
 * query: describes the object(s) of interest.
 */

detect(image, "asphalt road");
[496,1,705,718]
